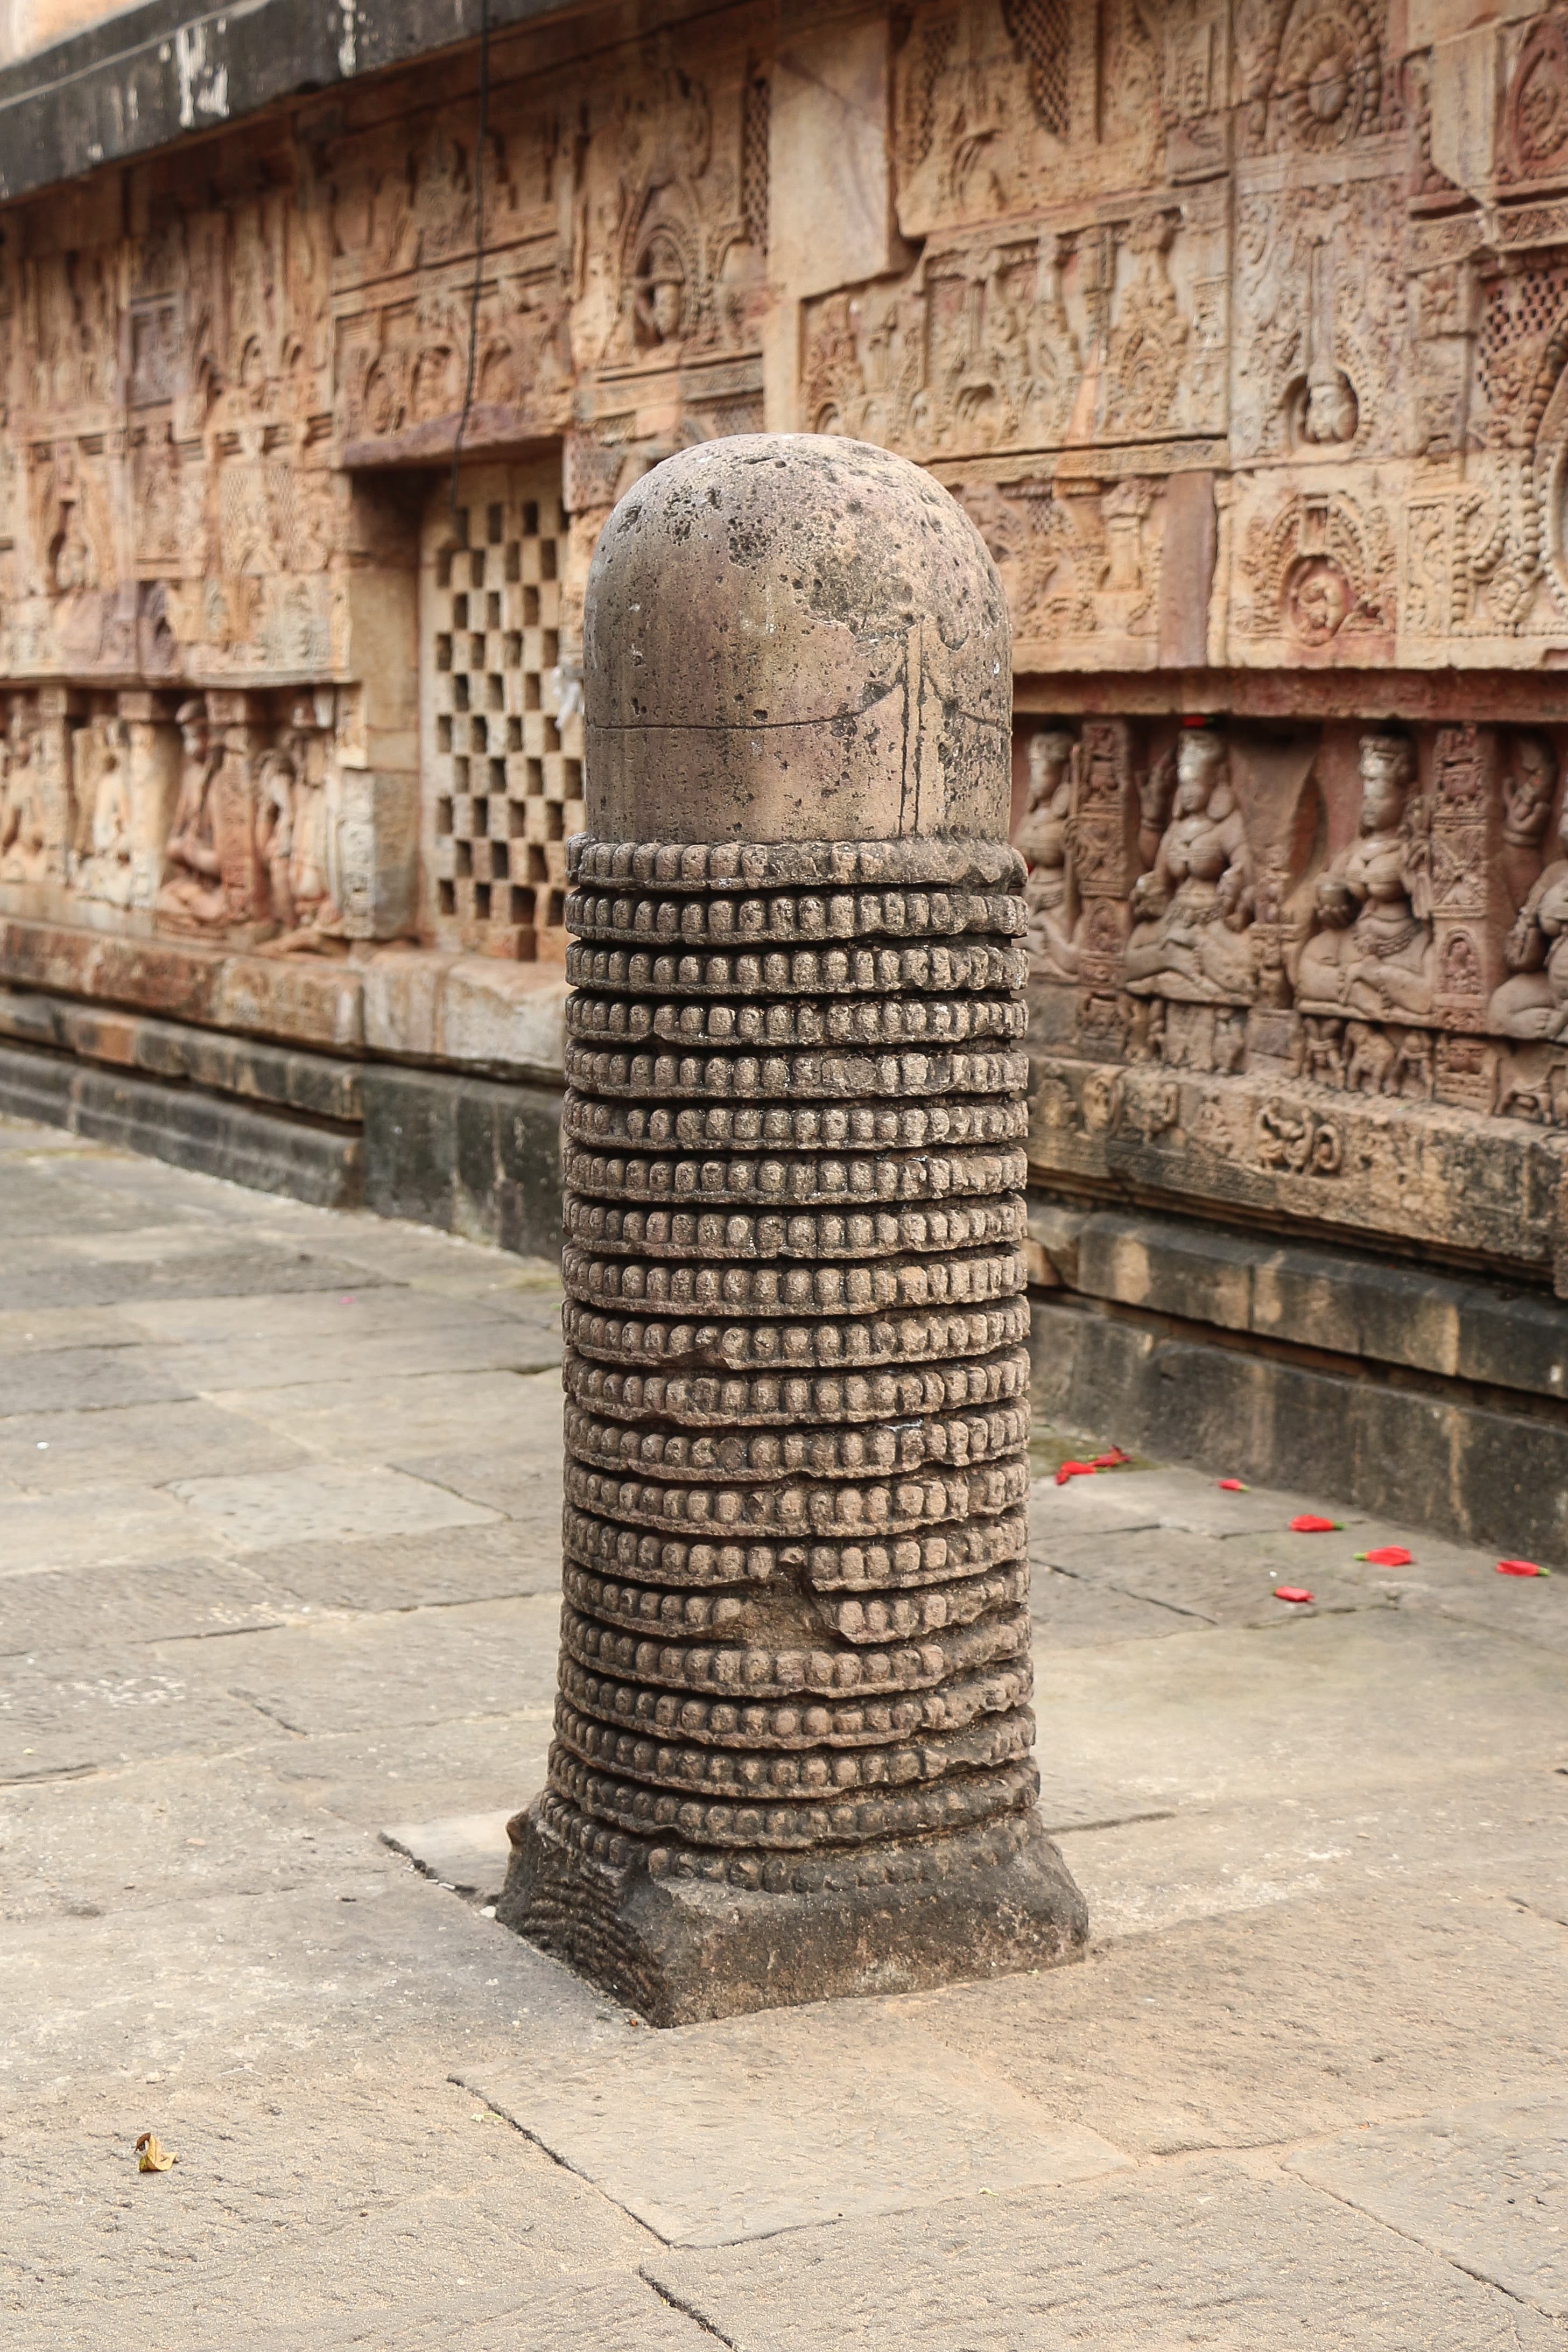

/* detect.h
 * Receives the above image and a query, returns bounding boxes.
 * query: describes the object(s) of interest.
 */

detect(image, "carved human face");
[1516,737,1556,809]
[1028,731,1071,803]
[1359,739,1414,830]
[1175,733,1223,815]
[180,719,209,762]
[1303,376,1356,446]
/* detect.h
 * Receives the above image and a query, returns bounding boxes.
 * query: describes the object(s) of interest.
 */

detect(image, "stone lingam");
[496,433,1088,2024]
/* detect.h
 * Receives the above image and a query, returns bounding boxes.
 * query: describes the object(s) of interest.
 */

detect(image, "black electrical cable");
[450,0,491,519]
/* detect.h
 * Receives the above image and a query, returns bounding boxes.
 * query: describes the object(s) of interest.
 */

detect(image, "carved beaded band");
[536,835,1038,1887]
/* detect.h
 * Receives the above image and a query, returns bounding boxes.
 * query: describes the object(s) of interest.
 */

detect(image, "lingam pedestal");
[497,434,1088,2024]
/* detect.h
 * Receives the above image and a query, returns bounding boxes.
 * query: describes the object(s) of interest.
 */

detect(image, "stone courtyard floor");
[2,1110,1566,2350]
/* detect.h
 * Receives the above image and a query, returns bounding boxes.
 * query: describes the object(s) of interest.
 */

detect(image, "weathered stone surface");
[0,1041,364,1209]
[583,438,1010,845]
[0,1554,287,1654]
[465,2007,1126,2244]
[166,1461,503,1553]
[172,1595,566,1737]
[5,1121,1568,2349]
[0,1395,310,1493]
[1288,2101,1568,2320]
[501,436,1084,2020]
[646,2159,1566,2350]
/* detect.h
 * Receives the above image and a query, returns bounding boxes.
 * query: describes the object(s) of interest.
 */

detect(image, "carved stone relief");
[1014,710,1568,1133]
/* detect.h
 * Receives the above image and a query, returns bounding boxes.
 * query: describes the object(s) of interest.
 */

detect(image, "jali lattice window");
[421,464,584,958]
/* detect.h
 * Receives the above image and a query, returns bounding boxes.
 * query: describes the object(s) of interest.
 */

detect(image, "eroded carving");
[1296,735,1434,1023]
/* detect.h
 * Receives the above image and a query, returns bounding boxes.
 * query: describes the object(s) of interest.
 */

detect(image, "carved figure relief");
[1014,726,1079,979]
[0,699,51,883]
[1491,792,1568,1043]
[256,704,347,951]
[69,717,135,907]
[805,195,1225,470]
[1503,13,1568,187]
[1502,733,1559,911]
[1234,487,1395,660]
[1126,727,1259,1006]
[156,700,230,931]
[1295,736,1435,1023]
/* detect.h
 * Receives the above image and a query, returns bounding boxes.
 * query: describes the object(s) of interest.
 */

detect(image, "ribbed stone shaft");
[498,437,1087,2023]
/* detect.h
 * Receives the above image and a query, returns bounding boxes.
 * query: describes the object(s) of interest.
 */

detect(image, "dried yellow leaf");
[135,2132,178,2173]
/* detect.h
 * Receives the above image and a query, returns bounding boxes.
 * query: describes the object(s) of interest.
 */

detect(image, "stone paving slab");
[1033,1608,1568,1819]
[0,1162,226,1238]
[5,1243,402,1313]
[644,2158,1564,2351]
[1,1487,231,1577]
[172,1594,565,1737]
[205,1366,562,1463]
[240,2274,716,2352]
[267,1712,555,1831]
[140,1319,562,1396]
[0,1396,311,1494]
[1288,2097,1568,2321]
[4,2070,663,2351]
[1036,1526,1391,1627]
[0,1754,377,1923]
[1029,1464,1369,1541]
[464,2008,1130,2245]
[0,1303,142,1352]
[0,1555,287,1654]
[1513,1877,1568,1930]
[916,1890,1568,2156]
[1052,1759,1568,1939]
[166,1462,502,1553]
[1030,1565,1198,1647]
[0,1653,293,1781]
[115,1287,501,1343]
[1,1871,581,2093]
[4,1121,1568,2352]
[382,1809,515,1898]
[390,1443,562,1530]
[251,1520,562,1613]
[0,1343,199,1419]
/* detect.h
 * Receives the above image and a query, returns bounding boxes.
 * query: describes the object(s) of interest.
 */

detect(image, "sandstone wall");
[3,0,1568,1310]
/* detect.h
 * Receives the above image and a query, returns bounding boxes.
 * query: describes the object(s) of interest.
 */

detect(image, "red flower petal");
[1358,1546,1413,1568]
[1090,1449,1130,1470]
[1274,1586,1315,1604]
[1496,1559,1550,1578]
[1217,1478,1249,1492]
[1289,1515,1341,1534]
[1054,1461,1097,1486]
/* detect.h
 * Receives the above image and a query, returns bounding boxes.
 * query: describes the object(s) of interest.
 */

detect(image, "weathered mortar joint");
[497,437,1086,2022]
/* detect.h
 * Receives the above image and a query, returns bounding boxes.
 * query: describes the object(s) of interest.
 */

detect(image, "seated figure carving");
[1488,789,1568,1042]
[1014,727,1079,980]
[1124,727,1257,1003]
[1295,734,1435,1022]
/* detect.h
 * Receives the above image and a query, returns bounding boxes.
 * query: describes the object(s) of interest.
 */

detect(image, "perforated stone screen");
[420,464,585,958]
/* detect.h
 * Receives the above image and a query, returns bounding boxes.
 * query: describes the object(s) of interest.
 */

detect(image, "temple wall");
[2,0,1567,1545]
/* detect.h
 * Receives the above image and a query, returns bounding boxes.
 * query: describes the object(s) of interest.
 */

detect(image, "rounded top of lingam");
[582,434,1012,845]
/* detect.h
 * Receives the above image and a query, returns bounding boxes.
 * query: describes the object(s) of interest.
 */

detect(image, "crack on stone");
[641,2271,739,2343]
